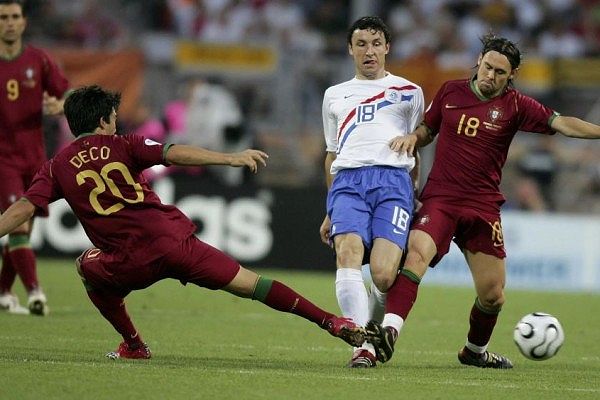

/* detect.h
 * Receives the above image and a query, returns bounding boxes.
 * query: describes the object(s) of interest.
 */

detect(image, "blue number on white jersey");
[356,104,376,123]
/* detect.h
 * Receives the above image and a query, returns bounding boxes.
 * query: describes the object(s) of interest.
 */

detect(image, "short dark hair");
[64,85,121,137]
[0,0,25,13]
[347,16,391,45]
[480,34,521,70]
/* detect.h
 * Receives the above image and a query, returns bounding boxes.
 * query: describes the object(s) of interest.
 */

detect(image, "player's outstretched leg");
[457,347,513,369]
[365,320,398,363]
[223,268,366,347]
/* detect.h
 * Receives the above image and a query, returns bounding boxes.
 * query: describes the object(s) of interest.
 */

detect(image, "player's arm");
[0,198,36,238]
[165,144,268,173]
[389,122,435,156]
[551,116,600,139]
[324,151,337,189]
[319,151,337,246]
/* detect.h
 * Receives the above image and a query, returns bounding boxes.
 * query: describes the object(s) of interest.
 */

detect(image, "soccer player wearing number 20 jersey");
[0,85,367,360]
[366,34,600,369]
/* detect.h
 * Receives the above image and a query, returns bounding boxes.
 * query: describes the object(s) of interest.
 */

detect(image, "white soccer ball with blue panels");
[513,312,564,360]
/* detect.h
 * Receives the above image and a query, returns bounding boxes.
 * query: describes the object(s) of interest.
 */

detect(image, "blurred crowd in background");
[21,0,600,213]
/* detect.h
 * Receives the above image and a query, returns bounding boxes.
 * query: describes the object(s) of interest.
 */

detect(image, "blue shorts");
[327,166,414,250]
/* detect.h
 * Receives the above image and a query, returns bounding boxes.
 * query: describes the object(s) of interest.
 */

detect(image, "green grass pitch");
[0,259,599,399]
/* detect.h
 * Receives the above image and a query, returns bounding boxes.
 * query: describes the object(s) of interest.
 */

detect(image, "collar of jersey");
[75,132,96,140]
[470,76,490,101]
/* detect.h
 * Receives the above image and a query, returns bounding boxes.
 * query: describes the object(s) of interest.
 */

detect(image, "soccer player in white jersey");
[319,16,424,368]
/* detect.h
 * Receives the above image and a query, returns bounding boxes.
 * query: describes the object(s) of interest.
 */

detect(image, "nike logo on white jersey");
[344,94,354,99]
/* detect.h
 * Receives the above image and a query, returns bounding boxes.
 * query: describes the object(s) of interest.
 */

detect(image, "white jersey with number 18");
[322,73,424,174]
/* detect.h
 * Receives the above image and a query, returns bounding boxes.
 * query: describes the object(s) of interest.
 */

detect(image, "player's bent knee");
[479,292,505,311]
[75,254,85,278]
[404,251,429,278]
[370,268,396,292]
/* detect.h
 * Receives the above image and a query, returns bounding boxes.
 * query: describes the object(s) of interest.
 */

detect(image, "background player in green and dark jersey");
[0,0,69,315]
[0,85,365,359]
[365,34,600,369]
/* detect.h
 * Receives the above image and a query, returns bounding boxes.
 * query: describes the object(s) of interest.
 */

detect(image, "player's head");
[475,34,522,98]
[0,0,26,46]
[347,16,390,80]
[64,85,122,137]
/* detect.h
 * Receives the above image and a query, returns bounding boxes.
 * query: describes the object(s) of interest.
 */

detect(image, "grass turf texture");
[0,259,599,400]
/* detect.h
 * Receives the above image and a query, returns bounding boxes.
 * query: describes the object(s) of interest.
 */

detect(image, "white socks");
[382,313,405,335]
[335,268,369,327]
[368,281,386,323]
[336,267,377,355]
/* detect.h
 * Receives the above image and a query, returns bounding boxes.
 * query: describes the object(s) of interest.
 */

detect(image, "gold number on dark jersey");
[76,162,144,216]
[6,79,19,101]
[457,114,479,137]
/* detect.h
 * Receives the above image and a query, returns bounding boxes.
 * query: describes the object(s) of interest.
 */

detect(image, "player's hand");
[230,149,268,173]
[389,133,418,156]
[43,91,65,115]
[319,215,333,247]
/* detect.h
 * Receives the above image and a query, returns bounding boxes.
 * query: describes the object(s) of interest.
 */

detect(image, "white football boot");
[0,292,30,315]
[27,288,49,316]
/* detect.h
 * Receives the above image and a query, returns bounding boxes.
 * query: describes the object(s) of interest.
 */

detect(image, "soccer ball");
[513,312,564,360]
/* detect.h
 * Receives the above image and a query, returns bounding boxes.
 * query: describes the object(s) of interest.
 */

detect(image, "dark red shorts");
[411,196,506,267]
[0,163,48,216]
[77,235,240,295]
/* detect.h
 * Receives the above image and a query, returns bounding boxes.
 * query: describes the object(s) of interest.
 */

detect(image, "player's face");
[475,51,515,98]
[349,28,389,80]
[0,4,26,46]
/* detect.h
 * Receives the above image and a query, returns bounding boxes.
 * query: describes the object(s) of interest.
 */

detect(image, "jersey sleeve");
[516,93,557,135]
[40,50,69,98]
[127,135,169,170]
[322,89,338,152]
[423,82,448,136]
[23,160,61,214]
[409,87,425,131]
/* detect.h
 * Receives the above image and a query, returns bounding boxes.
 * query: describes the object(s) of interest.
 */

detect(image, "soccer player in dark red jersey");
[365,34,600,369]
[0,85,365,360]
[0,0,70,315]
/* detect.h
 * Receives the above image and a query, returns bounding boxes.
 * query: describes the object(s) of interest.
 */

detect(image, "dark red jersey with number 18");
[24,134,196,263]
[422,78,558,209]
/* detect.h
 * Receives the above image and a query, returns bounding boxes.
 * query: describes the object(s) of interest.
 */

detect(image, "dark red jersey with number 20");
[25,134,195,263]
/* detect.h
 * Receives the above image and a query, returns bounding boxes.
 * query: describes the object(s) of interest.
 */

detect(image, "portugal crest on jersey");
[22,67,36,88]
[487,106,503,122]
